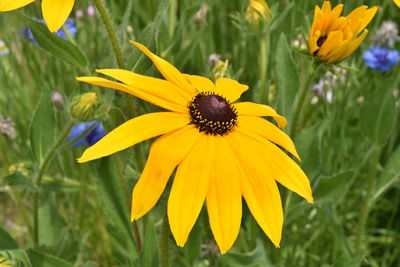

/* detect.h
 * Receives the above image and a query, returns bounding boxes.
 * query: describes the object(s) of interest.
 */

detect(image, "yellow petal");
[168,134,215,247]
[76,76,187,113]
[226,132,283,247]
[0,0,35,11]
[332,30,368,63]
[130,41,196,97]
[42,0,75,33]
[358,6,378,33]
[237,128,314,203]
[214,78,249,102]
[234,102,287,128]
[78,112,189,163]
[238,116,300,160]
[183,74,215,92]
[394,0,400,7]
[206,137,242,254]
[318,30,343,58]
[97,69,190,107]
[131,125,199,221]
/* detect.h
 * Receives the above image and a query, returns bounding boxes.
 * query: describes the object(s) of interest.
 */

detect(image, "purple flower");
[87,5,95,16]
[363,46,400,72]
[24,18,77,45]
[68,121,106,147]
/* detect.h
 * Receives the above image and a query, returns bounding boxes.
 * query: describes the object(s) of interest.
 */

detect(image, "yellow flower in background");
[0,0,75,32]
[245,0,271,24]
[309,1,378,63]
[77,42,313,253]
[394,0,400,7]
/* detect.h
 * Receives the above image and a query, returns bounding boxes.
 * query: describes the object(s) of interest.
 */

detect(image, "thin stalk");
[93,0,126,69]
[259,35,268,104]
[289,69,315,139]
[355,146,380,257]
[33,121,74,245]
[168,0,177,38]
[62,24,77,45]
[115,156,142,251]
[161,210,170,267]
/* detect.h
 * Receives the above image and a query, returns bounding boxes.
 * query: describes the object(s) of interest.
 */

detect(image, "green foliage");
[0,227,19,250]
[26,18,88,67]
[0,0,399,266]
[29,90,56,164]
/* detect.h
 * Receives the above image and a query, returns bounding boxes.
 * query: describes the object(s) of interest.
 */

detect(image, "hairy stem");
[289,69,315,138]
[93,0,126,69]
[33,121,74,245]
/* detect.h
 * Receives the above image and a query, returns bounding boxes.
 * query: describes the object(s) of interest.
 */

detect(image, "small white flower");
[0,40,10,56]
[374,20,400,48]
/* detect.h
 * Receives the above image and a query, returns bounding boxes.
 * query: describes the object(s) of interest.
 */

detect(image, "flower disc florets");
[189,92,237,135]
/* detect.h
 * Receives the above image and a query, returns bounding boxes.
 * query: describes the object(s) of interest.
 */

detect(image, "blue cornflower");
[68,121,106,147]
[24,18,77,45]
[363,46,400,72]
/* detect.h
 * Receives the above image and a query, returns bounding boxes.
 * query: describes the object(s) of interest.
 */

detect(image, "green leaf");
[2,250,32,267]
[373,145,400,202]
[27,18,88,67]
[4,172,34,191]
[275,33,300,121]
[26,249,72,267]
[39,195,68,246]
[94,158,138,260]
[0,226,18,250]
[184,221,202,265]
[295,124,321,179]
[29,90,56,164]
[141,217,159,267]
[218,242,271,267]
[314,171,354,204]
[360,78,398,146]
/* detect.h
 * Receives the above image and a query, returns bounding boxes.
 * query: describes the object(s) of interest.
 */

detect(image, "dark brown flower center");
[317,34,328,47]
[313,34,328,56]
[188,92,237,135]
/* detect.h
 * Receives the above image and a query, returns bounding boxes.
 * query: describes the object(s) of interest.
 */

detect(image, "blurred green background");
[0,0,399,266]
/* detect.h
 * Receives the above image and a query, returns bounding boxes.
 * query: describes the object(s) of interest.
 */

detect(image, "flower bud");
[71,92,98,121]
[245,0,271,25]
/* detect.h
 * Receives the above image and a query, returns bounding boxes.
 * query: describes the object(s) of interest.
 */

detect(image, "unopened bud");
[245,0,271,25]
[71,92,98,121]
[51,91,64,109]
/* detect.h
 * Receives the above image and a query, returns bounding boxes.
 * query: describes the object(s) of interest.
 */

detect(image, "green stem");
[115,157,142,251]
[33,121,74,245]
[289,69,315,139]
[355,146,380,257]
[161,210,170,267]
[168,0,177,38]
[93,0,126,69]
[259,35,268,104]
[61,24,77,45]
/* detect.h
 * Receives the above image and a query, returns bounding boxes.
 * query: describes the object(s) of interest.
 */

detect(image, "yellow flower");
[0,0,75,33]
[394,0,400,7]
[77,42,313,253]
[309,1,378,63]
[245,0,271,24]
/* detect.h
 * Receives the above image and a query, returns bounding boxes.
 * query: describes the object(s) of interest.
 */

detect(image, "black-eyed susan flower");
[0,0,75,32]
[76,42,313,253]
[309,1,378,63]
